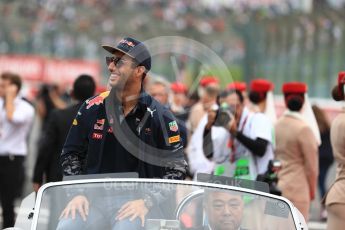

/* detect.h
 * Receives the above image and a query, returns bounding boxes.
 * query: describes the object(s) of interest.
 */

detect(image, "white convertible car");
[7,175,307,230]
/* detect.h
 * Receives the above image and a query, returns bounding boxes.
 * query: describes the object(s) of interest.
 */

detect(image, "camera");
[212,102,234,128]
[256,159,282,196]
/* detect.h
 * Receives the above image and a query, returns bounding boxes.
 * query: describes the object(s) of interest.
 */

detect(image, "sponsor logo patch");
[169,121,178,132]
[87,96,104,109]
[92,133,103,140]
[119,39,135,47]
[97,119,105,125]
[72,119,78,126]
[107,127,113,133]
[147,108,156,117]
[94,124,104,131]
[86,92,109,109]
[168,135,180,144]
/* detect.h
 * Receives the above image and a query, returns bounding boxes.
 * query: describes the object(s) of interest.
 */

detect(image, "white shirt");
[0,97,35,156]
[187,114,230,175]
[247,111,275,174]
[213,107,274,178]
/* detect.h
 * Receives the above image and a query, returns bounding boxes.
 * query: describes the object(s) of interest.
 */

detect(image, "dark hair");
[285,93,304,111]
[1,72,22,92]
[222,89,244,104]
[73,74,96,101]
[37,84,56,122]
[249,91,267,104]
[331,85,344,101]
[130,59,147,80]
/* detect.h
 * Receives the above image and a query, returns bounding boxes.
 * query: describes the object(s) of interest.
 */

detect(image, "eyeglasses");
[106,56,133,68]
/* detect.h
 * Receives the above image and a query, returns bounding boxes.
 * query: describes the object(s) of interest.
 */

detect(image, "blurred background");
[1,0,345,97]
[1,1,345,229]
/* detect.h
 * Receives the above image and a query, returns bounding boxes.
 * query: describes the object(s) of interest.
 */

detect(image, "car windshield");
[17,179,298,230]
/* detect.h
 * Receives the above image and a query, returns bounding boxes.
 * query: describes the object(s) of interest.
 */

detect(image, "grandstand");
[1,0,345,97]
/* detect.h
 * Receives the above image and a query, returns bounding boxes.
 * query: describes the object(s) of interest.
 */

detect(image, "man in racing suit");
[58,37,187,230]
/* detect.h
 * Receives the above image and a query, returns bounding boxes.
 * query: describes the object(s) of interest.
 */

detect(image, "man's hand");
[5,84,18,120]
[5,84,18,100]
[33,183,41,193]
[227,115,237,136]
[115,199,149,227]
[205,107,217,130]
[59,195,89,221]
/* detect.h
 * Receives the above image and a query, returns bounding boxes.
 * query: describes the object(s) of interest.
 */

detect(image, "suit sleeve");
[157,109,187,180]
[299,126,318,200]
[60,102,89,176]
[33,111,59,183]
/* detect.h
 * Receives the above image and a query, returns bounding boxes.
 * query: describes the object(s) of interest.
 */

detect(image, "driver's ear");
[136,66,146,77]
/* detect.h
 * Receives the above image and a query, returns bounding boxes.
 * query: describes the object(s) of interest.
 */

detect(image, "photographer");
[202,89,274,179]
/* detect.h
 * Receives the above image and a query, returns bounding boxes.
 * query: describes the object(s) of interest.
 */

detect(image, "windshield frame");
[31,178,302,230]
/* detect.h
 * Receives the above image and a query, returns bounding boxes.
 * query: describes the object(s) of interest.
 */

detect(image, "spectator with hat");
[226,81,248,103]
[323,71,345,229]
[248,79,277,123]
[226,81,247,92]
[170,82,189,121]
[275,82,318,221]
[187,76,219,135]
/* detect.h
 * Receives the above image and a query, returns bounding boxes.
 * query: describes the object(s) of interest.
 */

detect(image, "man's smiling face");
[107,51,137,90]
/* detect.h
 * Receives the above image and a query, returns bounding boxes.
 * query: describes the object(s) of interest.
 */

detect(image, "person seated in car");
[184,189,245,230]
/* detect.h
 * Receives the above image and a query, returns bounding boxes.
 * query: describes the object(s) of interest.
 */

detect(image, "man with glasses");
[58,37,187,230]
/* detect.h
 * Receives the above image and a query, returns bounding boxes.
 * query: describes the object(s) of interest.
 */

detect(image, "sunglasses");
[105,56,134,68]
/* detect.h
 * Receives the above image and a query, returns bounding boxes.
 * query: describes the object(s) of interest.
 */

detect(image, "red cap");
[226,81,247,92]
[338,71,345,87]
[171,82,187,94]
[282,82,307,94]
[250,79,273,93]
[200,76,219,87]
